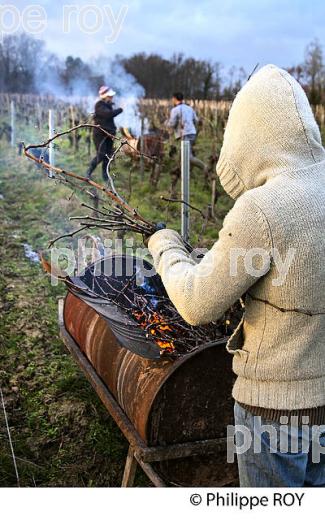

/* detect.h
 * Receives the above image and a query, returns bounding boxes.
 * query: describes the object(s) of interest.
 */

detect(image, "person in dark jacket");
[86,85,123,181]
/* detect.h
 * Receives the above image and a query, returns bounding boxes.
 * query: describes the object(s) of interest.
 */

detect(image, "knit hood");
[216,64,325,199]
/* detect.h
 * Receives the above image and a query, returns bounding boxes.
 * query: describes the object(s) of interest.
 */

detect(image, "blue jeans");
[234,401,325,487]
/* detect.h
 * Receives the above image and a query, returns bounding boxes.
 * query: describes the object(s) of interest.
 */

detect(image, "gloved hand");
[143,222,166,247]
[155,222,167,232]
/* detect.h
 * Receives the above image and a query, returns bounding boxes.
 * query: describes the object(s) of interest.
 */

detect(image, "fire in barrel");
[60,254,241,486]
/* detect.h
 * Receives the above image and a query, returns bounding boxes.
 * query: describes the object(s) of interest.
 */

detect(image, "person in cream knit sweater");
[148,65,325,487]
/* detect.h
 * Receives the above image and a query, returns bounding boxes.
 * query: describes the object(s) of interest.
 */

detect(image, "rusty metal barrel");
[63,292,237,486]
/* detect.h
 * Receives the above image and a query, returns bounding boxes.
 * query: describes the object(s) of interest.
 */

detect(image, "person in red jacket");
[86,86,123,181]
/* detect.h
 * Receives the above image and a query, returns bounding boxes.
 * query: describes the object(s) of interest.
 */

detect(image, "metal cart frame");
[58,299,228,487]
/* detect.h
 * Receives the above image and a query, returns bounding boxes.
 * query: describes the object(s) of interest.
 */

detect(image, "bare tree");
[0,33,45,92]
[303,39,324,104]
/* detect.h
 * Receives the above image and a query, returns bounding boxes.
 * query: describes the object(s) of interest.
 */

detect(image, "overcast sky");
[7,0,325,71]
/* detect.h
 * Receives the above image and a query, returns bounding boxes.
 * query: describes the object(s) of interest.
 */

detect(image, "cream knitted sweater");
[148,64,325,410]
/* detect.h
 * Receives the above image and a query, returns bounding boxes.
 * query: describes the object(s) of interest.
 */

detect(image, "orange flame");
[132,310,175,353]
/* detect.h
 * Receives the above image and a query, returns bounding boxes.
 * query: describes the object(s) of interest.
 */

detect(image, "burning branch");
[63,261,243,358]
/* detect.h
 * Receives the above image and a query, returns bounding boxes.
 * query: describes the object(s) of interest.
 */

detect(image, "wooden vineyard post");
[37,103,42,129]
[69,105,77,151]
